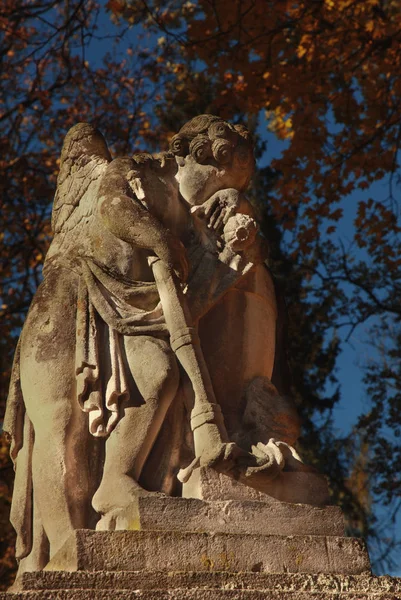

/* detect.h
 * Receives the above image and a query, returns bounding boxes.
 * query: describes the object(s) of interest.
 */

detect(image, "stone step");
[20,570,401,594]
[0,587,399,599]
[126,496,345,537]
[45,530,371,575]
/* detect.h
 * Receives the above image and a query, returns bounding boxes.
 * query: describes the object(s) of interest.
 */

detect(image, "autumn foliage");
[2,0,401,586]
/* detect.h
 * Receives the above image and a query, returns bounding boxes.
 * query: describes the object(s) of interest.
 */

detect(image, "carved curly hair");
[170,114,254,171]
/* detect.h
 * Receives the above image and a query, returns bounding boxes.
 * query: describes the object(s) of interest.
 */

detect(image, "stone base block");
[0,591,399,599]
[18,571,401,595]
[44,529,370,575]
[182,467,331,506]
[121,495,345,537]
[1,572,401,599]
[2,495,393,599]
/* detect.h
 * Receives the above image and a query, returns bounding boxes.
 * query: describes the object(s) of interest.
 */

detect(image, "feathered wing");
[51,122,112,235]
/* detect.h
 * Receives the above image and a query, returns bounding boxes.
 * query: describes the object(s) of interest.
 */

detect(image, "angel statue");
[4,114,303,582]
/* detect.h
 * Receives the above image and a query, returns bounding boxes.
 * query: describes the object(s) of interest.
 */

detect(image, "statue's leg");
[20,270,92,558]
[92,335,179,522]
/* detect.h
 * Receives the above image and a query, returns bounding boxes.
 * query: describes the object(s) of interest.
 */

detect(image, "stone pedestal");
[44,528,369,575]
[2,486,401,599]
[182,466,331,506]
[4,571,401,599]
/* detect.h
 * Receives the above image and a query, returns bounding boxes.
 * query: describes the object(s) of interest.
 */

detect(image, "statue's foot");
[93,474,163,531]
[96,489,165,531]
[96,508,129,531]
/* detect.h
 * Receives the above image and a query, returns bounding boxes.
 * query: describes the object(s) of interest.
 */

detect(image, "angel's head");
[170,115,255,206]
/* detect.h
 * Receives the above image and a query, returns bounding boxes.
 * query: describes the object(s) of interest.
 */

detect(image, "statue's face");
[176,154,252,206]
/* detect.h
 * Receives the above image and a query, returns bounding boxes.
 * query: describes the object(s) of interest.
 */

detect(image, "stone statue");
[4,114,304,582]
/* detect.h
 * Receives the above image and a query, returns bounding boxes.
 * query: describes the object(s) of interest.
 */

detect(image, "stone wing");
[51,123,112,234]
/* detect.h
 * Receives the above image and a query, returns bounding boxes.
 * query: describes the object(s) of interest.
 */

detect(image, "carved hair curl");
[212,139,232,164]
[169,114,254,169]
[189,135,213,164]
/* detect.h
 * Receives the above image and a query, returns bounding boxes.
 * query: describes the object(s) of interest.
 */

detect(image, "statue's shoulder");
[99,152,178,207]
[101,151,176,181]
[130,151,178,177]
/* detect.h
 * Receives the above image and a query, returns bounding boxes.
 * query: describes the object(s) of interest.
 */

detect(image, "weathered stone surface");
[124,495,345,537]
[44,530,370,575]
[19,571,401,594]
[1,572,401,599]
[183,467,331,506]
[1,591,399,599]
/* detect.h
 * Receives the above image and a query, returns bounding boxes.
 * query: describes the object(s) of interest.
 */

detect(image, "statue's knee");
[30,399,84,447]
[153,351,179,402]
[125,336,179,402]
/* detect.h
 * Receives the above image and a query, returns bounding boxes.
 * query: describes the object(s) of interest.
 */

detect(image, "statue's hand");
[154,234,189,282]
[195,188,242,234]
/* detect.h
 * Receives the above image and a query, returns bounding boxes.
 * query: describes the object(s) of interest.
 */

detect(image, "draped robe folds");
[5,256,169,443]
[75,258,168,437]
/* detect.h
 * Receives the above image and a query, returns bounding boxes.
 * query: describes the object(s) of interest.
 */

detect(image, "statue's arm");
[187,188,262,320]
[97,158,187,279]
